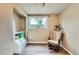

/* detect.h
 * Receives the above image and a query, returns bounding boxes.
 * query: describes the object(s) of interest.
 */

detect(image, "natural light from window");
[28,16,48,29]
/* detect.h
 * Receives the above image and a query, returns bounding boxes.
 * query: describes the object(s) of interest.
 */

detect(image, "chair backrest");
[48,31,53,40]
[58,31,64,45]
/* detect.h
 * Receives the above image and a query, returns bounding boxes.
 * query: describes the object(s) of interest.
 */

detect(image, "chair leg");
[48,43,62,52]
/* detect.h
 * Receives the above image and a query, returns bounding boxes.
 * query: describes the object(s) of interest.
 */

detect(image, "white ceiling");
[19,3,71,14]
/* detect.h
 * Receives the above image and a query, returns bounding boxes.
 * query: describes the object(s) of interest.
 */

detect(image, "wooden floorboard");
[20,44,69,55]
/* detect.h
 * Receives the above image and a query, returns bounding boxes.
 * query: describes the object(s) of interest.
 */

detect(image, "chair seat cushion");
[48,40,58,44]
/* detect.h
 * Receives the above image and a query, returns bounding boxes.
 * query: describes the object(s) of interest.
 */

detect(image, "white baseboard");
[27,42,48,45]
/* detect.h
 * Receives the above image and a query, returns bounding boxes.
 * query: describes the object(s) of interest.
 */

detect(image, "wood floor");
[20,44,69,55]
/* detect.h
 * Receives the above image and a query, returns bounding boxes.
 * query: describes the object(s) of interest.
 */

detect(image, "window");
[28,16,48,29]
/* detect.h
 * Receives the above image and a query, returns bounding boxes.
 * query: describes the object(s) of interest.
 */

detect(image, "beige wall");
[0,4,17,55]
[0,4,27,55]
[28,14,59,42]
[48,14,59,31]
[59,4,79,55]
[13,12,25,32]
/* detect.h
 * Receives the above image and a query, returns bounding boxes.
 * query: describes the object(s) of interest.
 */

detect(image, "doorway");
[13,8,27,53]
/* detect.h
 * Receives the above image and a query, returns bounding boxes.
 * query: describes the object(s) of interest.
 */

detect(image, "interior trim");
[27,42,48,45]
[60,44,72,55]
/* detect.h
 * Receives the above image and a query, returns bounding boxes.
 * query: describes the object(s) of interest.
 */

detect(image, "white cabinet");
[15,31,27,53]
[15,38,26,52]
